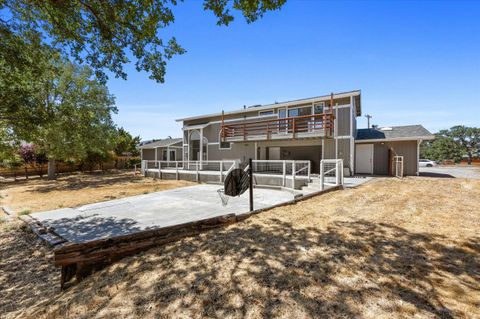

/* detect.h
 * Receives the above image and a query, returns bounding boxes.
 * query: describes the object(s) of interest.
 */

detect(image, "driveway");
[419,165,480,179]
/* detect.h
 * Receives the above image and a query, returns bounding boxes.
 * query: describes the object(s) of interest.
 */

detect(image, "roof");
[176,90,361,122]
[138,138,183,149]
[356,125,434,141]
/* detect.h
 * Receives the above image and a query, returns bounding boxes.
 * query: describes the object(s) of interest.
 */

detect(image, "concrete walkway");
[30,185,296,244]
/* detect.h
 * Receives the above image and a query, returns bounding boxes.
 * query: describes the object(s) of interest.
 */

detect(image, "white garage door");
[355,144,373,174]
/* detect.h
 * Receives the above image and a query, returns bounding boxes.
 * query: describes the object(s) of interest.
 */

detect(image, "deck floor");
[29,185,296,244]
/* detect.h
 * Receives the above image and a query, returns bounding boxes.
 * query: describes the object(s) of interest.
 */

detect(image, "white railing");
[252,160,311,188]
[141,159,312,189]
[320,159,344,190]
[393,156,404,178]
[141,160,236,182]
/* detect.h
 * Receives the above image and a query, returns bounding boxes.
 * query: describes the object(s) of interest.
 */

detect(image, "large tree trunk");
[48,158,56,180]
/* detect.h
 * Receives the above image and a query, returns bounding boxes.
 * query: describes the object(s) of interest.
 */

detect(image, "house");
[140,138,183,162]
[175,90,434,176]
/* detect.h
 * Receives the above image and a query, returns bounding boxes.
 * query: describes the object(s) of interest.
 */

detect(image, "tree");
[420,135,464,163]
[18,143,36,179]
[16,59,118,179]
[1,0,286,83]
[443,126,480,165]
[420,126,480,164]
[114,127,141,157]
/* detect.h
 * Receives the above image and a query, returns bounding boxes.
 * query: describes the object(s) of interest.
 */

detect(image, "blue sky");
[107,0,480,140]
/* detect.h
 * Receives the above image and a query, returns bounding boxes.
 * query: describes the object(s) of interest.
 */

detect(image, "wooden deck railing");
[221,113,334,141]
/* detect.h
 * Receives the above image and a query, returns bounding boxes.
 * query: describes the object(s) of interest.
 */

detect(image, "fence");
[393,156,404,178]
[1,157,139,179]
[319,159,344,190]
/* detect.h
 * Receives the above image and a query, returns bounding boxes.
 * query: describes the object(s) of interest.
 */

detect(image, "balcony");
[221,113,334,142]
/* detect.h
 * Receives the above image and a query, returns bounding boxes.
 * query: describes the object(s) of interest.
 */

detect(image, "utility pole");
[365,114,372,128]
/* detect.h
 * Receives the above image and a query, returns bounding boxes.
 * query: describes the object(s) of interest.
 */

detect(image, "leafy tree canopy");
[1,0,286,83]
[420,126,480,164]
[114,127,141,157]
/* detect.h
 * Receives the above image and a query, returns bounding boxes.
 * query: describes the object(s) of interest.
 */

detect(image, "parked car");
[419,159,437,167]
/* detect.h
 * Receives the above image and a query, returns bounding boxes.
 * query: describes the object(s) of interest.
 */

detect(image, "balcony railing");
[221,113,334,142]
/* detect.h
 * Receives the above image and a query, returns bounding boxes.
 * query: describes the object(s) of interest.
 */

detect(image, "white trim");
[336,135,352,139]
[208,142,220,145]
[416,139,421,176]
[355,136,434,143]
[175,91,361,122]
[350,96,354,174]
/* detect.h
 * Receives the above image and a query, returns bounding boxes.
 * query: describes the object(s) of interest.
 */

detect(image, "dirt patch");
[0,171,195,213]
[1,177,479,318]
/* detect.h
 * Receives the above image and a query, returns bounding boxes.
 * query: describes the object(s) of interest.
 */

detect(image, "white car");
[419,159,437,167]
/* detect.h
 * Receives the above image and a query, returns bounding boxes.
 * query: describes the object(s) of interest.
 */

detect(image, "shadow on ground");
[16,217,479,319]
[419,172,455,178]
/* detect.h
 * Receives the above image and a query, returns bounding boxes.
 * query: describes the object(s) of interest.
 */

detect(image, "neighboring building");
[140,138,183,162]
[171,90,434,176]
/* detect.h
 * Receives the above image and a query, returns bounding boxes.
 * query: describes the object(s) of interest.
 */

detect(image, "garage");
[355,125,435,176]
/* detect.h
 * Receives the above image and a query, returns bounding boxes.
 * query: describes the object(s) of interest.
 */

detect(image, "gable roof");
[356,125,434,141]
[176,90,361,122]
[139,138,183,149]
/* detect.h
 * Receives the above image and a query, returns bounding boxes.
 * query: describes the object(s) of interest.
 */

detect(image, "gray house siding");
[360,140,418,176]
[337,107,351,136]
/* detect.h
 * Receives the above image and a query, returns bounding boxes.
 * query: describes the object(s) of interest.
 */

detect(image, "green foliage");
[1,0,286,83]
[114,127,141,157]
[22,59,118,164]
[421,126,480,163]
[18,209,31,216]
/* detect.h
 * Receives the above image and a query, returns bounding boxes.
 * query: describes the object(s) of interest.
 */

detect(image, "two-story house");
[141,90,434,177]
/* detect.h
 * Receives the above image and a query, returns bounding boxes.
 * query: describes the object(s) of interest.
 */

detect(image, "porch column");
[200,128,204,169]
[167,146,170,161]
[155,147,158,167]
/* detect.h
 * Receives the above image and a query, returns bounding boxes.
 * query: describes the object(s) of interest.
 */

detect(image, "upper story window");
[314,102,325,114]
[219,131,231,149]
[259,110,274,116]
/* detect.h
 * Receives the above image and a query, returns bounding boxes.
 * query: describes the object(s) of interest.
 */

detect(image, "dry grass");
[0,171,195,213]
[1,177,479,319]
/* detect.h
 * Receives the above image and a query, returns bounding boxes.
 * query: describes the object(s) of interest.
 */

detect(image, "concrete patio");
[29,184,297,244]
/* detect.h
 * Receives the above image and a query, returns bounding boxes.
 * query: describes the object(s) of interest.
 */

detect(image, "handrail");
[221,113,334,140]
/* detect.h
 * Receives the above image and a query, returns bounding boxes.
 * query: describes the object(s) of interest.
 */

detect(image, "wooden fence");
[0,157,140,179]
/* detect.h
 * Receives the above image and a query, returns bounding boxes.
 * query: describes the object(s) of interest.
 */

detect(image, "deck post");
[320,161,325,191]
[175,161,179,180]
[292,161,296,189]
[308,161,311,181]
[220,161,223,182]
[282,161,286,187]
[249,158,253,212]
[196,162,199,182]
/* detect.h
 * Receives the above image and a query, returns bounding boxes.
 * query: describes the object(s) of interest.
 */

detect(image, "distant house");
[173,90,434,176]
[139,138,183,162]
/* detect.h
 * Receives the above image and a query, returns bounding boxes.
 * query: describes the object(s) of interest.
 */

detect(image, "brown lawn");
[1,177,479,319]
[0,170,195,213]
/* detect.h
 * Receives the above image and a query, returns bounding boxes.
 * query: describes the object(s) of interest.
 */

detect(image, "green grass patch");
[18,209,32,216]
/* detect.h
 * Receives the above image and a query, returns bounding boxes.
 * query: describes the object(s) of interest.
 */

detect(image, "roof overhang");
[176,90,361,122]
[355,135,435,143]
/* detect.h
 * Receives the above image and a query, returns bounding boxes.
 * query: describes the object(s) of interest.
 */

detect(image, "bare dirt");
[1,177,479,319]
[0,170,195,213]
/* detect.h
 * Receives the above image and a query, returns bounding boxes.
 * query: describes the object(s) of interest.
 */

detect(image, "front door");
[355,144,374,174]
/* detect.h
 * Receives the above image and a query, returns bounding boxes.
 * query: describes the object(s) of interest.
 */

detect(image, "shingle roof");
[139,138,183,149]
[356,125,434,141]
